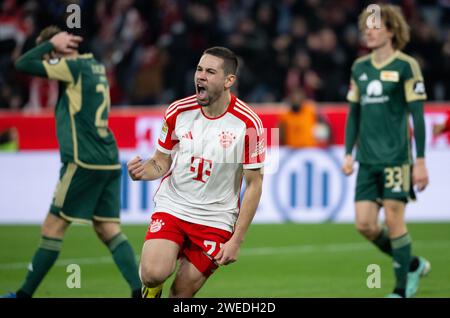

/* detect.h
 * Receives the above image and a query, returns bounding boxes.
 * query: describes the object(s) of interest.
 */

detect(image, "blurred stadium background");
[0,0,449,297]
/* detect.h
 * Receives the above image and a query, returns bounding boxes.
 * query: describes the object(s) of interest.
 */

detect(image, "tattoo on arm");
[149,159,163,174]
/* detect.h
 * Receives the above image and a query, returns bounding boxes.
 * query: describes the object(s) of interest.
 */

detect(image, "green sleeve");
[15,42,53,77]
[408,100,426,158]
[345,102,360,155]
[15,41,80,83]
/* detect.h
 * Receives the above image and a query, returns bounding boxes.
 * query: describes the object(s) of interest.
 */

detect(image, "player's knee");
[140,265,169,287]
[355,222,378,239]
[93,226,109,242]
[384,217,405,232]
[94,222,120,243]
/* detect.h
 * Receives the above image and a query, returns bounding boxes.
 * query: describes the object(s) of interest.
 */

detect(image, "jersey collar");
[370,50,399,69]
[200,94,236,120]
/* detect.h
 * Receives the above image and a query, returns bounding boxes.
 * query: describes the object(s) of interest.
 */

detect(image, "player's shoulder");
[395,51,423,76]
[351,53,371,70]
[63,53,99,76]
[395,51,419,65]
[165,95,199,120]
[65,53,94,65]
[229,97,263,133]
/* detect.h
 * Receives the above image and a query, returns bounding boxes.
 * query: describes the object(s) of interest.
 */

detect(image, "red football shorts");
[145,212,232,277]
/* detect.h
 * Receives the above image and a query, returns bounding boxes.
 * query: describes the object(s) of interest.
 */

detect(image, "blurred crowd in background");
[1,0,450,111]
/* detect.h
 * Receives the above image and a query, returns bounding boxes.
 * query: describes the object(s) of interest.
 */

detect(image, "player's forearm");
[344,102,360,155]
[230,177,262,245]
[141,159,169,181]
[15,41,53,77]
[409,101,426,158]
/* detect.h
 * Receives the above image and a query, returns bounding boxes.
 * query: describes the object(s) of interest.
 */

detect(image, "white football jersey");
[154,94,265,232]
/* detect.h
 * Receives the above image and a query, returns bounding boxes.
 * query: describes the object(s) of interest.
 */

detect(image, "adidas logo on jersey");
[182,131,193,140]
[359,73,368,81]
[251,139,265,158]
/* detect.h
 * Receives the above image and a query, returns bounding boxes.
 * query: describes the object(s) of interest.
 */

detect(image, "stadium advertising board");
[0,107,449,223]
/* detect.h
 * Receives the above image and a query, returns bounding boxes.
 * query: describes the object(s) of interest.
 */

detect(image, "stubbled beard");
[197,98,209,106]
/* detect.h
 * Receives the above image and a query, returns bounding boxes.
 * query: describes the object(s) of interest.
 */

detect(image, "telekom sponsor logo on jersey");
[190,156,213,183]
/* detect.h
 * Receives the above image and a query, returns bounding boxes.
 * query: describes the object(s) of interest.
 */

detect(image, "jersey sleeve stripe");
[43,59,75,82]
[234,103,263,134]
[234,107,262,135]
[166,103,199,120]
[243,162,264,170]
[235,99,264,130]
[167,94,196,109]
[166,98,197,116]
[166,99,197,117]
[166,95,197,115]
[398,53,423,79]
[405,57,421,79]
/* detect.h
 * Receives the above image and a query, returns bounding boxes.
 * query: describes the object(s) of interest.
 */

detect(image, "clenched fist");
[127,156,145,181]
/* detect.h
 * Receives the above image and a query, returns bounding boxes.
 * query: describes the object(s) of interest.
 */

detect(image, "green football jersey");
[346,51,427,165]
[16,42,120,170]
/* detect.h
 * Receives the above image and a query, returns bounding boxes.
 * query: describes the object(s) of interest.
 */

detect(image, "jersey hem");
[243,162,264,170]
[153,207,234,233]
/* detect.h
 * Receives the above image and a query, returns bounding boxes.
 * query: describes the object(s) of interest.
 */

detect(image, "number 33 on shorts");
[384,165,410,194]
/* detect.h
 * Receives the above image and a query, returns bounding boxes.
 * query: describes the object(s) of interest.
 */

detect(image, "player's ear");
[224,74,236,89]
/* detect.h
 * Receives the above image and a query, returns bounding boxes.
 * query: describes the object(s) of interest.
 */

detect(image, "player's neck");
[372,42,395,65]
[202,92,231,118]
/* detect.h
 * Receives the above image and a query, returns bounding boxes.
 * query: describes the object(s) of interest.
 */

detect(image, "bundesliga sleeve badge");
[160,121,168,142]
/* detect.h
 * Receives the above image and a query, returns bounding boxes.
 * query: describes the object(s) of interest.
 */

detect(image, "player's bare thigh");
[140,239,179,287]
[169,256,209,298]
[355,200,381,240]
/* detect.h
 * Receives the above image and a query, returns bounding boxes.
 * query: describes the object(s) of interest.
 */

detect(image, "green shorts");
[49,163,121,224]
[355,163,416,204]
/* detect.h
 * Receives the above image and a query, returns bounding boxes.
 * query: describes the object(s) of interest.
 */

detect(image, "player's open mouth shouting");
[196,82,208,104]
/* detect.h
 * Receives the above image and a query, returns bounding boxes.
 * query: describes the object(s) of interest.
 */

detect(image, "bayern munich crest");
[149,219,165,233]
[218,131,236,148]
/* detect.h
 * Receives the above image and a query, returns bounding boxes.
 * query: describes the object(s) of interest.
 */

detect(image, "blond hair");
[36,25,61,45]
[358,4,410,50]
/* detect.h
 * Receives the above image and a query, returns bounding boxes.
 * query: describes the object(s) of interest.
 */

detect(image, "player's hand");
[342,155,354,176]
[127,156,145,181]
[214,240,240,266]
[413,158,429,192]
[50,32,83,54]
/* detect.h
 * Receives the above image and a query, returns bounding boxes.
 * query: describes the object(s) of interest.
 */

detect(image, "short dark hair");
[36,25,62,45]
[203,46,238,75]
